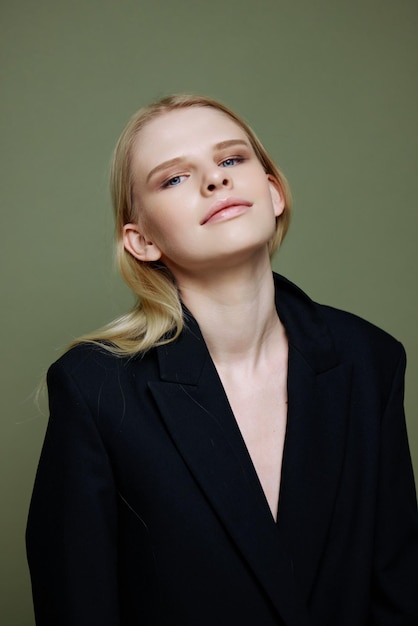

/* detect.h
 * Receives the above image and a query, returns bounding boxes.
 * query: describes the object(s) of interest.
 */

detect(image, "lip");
[200,197,253,225]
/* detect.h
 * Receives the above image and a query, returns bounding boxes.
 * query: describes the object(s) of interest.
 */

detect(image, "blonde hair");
[74,94,292,355]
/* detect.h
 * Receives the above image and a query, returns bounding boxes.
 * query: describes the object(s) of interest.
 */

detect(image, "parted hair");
[73,94,292,355]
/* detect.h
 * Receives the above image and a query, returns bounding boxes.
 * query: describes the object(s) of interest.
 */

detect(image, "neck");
[176,259,284,368]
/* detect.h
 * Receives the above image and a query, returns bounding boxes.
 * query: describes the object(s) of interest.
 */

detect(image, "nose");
[202,168,232,195]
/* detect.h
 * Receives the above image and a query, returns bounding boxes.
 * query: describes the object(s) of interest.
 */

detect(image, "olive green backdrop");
[1,0,417,623]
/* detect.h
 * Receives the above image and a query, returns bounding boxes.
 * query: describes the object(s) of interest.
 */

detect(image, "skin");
[124,107,288,519]
[123,106,284,278]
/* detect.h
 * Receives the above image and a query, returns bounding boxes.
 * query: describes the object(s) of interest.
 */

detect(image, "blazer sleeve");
[26,360,121,626]
[371,344,418,624]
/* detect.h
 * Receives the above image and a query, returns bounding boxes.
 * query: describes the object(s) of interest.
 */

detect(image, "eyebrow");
[145,139,250,183]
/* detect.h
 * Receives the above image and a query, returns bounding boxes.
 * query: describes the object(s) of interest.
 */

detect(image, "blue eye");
[162,175,184,188]
[220,157,244,167]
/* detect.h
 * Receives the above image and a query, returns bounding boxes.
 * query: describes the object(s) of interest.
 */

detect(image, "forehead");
[131,106,249,174]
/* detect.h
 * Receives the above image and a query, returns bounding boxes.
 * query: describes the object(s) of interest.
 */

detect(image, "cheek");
[140,208,182,254]
[132,196,165,239]
[138,191,195,240]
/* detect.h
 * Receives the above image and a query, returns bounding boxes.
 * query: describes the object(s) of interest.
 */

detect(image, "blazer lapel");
[278,348,352,602]
[149,319,312,626]
[146,273,352,624]
[274,274,353,603]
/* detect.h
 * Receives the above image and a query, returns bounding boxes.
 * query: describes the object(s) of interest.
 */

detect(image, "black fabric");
[26,273,418,625]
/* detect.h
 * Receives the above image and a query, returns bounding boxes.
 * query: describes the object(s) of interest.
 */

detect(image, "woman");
[26,95,418,625]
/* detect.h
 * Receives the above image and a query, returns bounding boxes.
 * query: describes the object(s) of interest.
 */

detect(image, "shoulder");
[318,303,404,359]
[50,343,129,377]
[45,343,162,430]
[274,272,405,370]
[48,342,158,396]
[318,303,406,393]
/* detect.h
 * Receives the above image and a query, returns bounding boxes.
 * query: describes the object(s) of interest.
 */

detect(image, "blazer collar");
[150,273,350,622]
[156,272,339,385]
[271,273,339,374]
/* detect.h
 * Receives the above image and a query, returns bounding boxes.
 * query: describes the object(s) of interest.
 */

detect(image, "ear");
[123,223,162,262]
[267,176,285,217]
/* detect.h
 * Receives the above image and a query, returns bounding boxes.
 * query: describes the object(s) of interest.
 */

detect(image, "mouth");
[200,197,253,225]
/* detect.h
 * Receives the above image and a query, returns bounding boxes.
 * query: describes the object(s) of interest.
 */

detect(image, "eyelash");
[220,156,245,167]
[160,155,246,189]
[161,175,186,188]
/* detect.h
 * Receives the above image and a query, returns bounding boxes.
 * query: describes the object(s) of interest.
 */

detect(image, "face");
[123,106,284,278]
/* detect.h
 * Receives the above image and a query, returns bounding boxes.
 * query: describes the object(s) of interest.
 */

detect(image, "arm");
[371,345,418,624]
[26,359,120,626]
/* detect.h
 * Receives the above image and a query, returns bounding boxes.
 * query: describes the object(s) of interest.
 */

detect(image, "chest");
[218,365,288,521]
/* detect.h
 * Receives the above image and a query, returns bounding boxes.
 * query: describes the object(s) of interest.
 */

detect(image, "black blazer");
[26,274,418,626]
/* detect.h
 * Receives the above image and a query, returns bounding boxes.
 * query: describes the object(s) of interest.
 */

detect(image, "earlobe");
[267,176,285,217]
[123,223,162,262]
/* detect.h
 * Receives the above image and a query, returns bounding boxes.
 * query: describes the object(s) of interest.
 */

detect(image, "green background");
[1,1,417,623]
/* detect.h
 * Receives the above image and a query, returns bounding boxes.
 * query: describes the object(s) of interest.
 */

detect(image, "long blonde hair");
[74,94,292,355]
